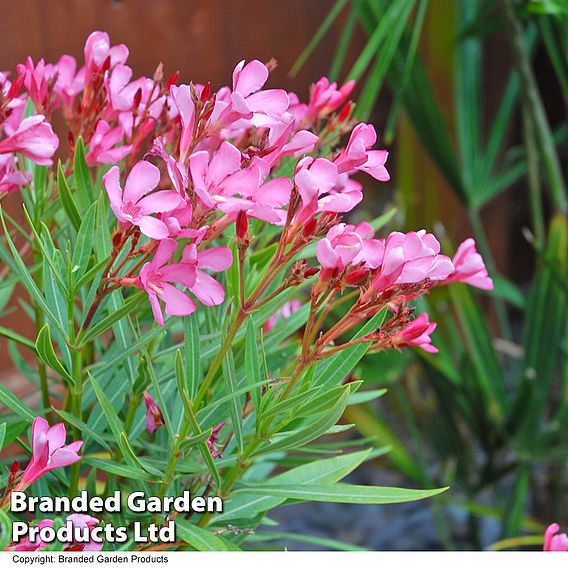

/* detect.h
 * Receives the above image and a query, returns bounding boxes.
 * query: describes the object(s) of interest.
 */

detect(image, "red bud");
[200,82,211,102]
[302,218,317,237]
[133,88,143,111]
[337,101,352,123]
[10,461,20,476]
[7,72,25,100]
[165,70,180,89]
[304,267,320,278]
[236,210,248,239]
[345,268,370,286]
[102,55,112,73]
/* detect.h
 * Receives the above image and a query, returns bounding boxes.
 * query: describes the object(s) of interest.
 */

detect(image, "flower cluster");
[0,32,496,519]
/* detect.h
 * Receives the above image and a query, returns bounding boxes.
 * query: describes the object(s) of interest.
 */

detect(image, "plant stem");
[503,0,567,213]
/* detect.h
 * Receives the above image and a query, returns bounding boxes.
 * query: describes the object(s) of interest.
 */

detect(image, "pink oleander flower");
[292,77,355,125]
[12,518,53,551]
[17,417,83,490]
[189,141,259,210]
[207,421,225,459]
[394,313,438,353]
[136,238,198,325]
[372,230,455,292]
[294,157,341,222]
[103,160,183,239]
[169,84,196,162]
[16,57,56,109]
[143,391,165,434]
[217,157,292,224]
[0,115,59,166]
[53,55,85,113]
[318,173,363,214]
[0,154,30,193]
[12,515,102,552]
[86,120,132,166]
[134,238,232,326]
[258,113,319,167]
[544,524,568,551]
[334,123,390,181]
[317,222,383,276]
[443,238,494,290]
[264,299,302,332]
[84,31,128,73]
[65,514,103,552]
[212,59,289,130]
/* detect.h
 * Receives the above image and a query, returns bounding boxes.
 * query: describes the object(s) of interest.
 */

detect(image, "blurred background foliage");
[295,0,568,550]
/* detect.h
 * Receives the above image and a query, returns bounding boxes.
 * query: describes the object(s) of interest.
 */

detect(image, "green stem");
[503,0,567,213]
[68,348,83,497]
[468,209,512,340]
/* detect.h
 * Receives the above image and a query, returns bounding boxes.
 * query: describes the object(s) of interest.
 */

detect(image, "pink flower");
[216,157,292,225]
[544,524,568,551]
[334,123,390,181]
[317,222,382,274]
[16,57,56,109]
[394,313,438,353]
[294,157,339,221]
[206,421,225,459]
[0,154,30,193]
[258,113,319,167]
[17,417,82,489]
[318,173,363,214]
[169,84,195,162]
[65,514,103,552]
[372,230,455,292]
[13,519,53,551]
[143,391,165,433]
[264,299,302,332]
[443,238,494,290]
[84,31,128,73]
[86,120,132,166]
[53,55,85,113]
[134,239,232,325]
[0,115,59,166]
[293,77,355,124]
[179,243,233,307]
[103,161,183,239]
[12,515,102,552]
[189,142,259,210]
[136,238,198,326]
[212,59,289,130]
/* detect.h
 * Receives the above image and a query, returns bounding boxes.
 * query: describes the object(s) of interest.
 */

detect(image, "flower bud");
[345,268,370,286]
[236,210,249,239]
[165,70,180,89]
[337,101,352,123]
[302,217,317,238]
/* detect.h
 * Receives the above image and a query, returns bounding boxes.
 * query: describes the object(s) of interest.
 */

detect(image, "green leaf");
[317,307,388,389]
[79,292,144,344]
[234,483,448,504]
[290,0,349,76]
[215,449,372,523]
[175,519,229,551]
[222,346,243,452]
[89,373,129,451]
[0,207,63,334]
[57,161,81,232]
[85,458,156,481]
[73,138,95,206]
[35,324,74,385]
[0,326,37,353]
[255,389,350,456]
[180,391,222,488]
[184,314,201,399]
[71,203,96,286]
[0,383,35,421]
[245,317,263,410]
